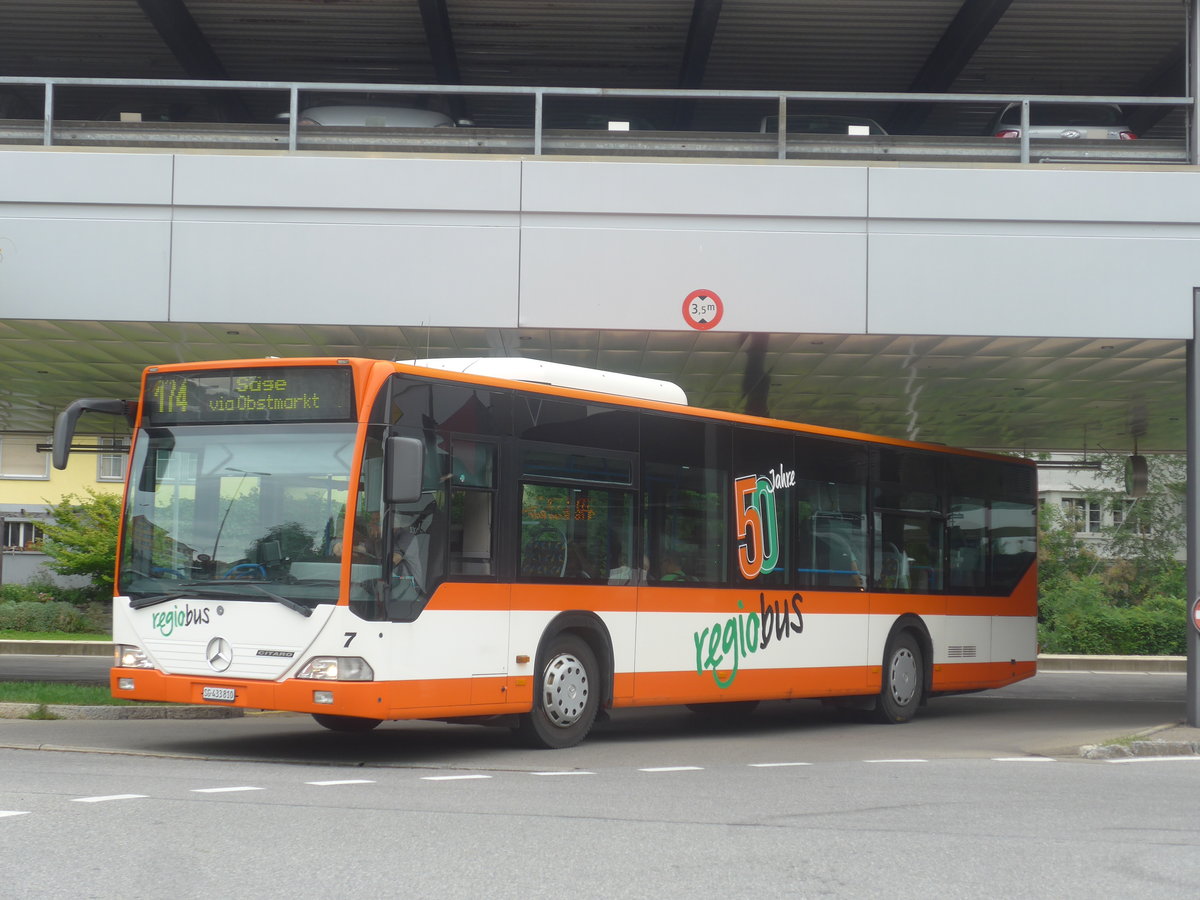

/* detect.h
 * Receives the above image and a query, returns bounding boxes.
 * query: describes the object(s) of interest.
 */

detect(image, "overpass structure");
[1,0,1200,722]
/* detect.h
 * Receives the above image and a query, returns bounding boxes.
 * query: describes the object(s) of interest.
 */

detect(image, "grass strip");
[0,631,110,641]
[0,682,136,706]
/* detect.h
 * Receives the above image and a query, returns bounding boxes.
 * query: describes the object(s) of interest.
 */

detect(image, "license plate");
[202,686,236,702]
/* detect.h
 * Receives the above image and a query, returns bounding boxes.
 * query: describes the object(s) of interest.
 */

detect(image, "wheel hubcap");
[888,647,918,706]
[541,652,589,728]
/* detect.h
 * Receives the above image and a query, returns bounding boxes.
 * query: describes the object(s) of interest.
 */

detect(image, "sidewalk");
[0,639,114,656]
[1081,721,1200,760]
[1036,654,1187,674]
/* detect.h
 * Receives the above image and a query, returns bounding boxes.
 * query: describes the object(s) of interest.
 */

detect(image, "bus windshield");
[119,423,360,608]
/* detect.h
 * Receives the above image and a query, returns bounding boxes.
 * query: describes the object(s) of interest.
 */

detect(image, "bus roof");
[401,357,688,406]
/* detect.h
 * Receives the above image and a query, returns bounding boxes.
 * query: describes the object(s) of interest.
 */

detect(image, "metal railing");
[0,75,1192,165]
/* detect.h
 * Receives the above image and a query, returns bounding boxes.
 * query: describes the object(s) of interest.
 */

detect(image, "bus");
[53,356,1037,748]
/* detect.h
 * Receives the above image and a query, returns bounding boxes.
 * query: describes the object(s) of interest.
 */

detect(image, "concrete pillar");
[1189,287,1200,726]
[1192,0,1199,164]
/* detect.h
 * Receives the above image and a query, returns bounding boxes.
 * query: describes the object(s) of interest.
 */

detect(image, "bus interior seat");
[522,525,568,578]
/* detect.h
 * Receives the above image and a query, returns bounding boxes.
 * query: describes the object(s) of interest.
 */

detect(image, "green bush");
[1,576,112,607]
[39,488,121,591]
[0,584,54,604]
[0,600,91,633]
[1039,577,1186,655]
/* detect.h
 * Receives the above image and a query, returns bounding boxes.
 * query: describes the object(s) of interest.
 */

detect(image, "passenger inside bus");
[607,540,647,585]
[564,541,594,579]
[657,550,689,582]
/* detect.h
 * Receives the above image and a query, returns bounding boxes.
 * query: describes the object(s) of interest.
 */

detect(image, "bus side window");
[519,482,634,582]
[448,440,497,576]
[449,489,493,575]
[948,497,987,590]
[641,416,730,587]
[872,448,943,593]
[794,437,867,590]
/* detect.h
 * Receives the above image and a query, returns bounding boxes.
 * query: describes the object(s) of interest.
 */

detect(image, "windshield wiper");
[128,584,243,609]
[129,581,313,617]
[230,582,313,617]
[129,590,194,609]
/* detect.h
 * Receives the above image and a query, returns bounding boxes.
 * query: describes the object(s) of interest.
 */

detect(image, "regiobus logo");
[734,465,794,579]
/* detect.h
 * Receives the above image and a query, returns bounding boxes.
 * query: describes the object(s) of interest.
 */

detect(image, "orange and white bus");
[54,356,1037,748]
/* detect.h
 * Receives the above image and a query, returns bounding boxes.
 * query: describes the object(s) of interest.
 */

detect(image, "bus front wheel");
[516,633,600,749]
[873,631,923,724]
[311,713,383,733]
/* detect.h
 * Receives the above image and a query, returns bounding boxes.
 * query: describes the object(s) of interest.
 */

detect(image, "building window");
[97,437,127,482]
[3,520,44,550]
[1062,497,1101,533]
[0,435,50,480]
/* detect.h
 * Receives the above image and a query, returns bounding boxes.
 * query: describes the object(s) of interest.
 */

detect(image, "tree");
[38,488,121,595]
[1037,502,1098,587]
[1037,454,1188,653]
[1083,454,1186,604]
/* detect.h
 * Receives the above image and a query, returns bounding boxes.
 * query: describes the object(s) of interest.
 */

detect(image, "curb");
[1081,738,1200,760]
[1078,720,1200,760]
[1036,654,1187,674]
[0,640,114,657]
[0,701,243,720]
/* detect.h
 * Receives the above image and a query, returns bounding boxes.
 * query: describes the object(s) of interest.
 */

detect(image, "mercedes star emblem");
[206,637,233,672]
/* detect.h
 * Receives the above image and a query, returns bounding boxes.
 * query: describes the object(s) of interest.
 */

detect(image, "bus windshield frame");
[119,421,366,609]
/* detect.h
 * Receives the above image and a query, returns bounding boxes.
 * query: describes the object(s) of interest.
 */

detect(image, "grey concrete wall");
[1,551,90,588]
[0,149,1197,339]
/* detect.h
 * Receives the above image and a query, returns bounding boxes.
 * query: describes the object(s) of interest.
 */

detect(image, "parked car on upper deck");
[986,103,1137,140]
[279,105,465,127]
[759,114,888,135]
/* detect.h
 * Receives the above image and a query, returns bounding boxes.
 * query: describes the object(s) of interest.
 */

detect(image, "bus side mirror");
[52,398,135,470]
[385,436,425,504]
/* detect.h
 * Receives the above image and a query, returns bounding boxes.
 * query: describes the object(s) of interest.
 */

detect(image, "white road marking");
[0,811,30,818]
[71,794,148,803]
[306,780,377,786]
[748,762,813,768]
[191,786,265,793]
[638,766,703,772]
[421,774,492,781]
[1106,755,1200,764]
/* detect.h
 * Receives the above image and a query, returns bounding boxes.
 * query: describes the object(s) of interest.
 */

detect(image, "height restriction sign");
[682,289,724,330]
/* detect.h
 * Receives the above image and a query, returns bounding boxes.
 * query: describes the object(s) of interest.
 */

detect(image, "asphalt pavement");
[0,642,1196,759]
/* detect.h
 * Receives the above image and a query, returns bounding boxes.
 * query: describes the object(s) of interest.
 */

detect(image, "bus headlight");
[114,644,155,669]
[296,657,375,681]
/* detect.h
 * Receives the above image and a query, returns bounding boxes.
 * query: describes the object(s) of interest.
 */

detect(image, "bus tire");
[873,631,923,724]
[517,633,600,749]
[311,713,383,733]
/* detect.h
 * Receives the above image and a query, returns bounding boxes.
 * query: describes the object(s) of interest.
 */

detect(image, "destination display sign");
[144,366,356,425]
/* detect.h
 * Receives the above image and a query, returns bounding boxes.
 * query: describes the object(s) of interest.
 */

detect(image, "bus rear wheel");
[516,634,599,749]
[311,713,383,733]
[873,631,923,724]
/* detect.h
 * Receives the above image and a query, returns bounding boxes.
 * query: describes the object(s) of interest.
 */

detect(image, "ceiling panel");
[0,1,1193,451]
[0,319,1184,454]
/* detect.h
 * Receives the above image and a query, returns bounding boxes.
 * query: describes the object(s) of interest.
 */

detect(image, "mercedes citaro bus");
[54,356,1036,748]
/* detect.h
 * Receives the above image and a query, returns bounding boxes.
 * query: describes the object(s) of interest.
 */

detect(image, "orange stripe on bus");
[114,655,1034,723]
[420,582,1036,618]
[622,666,874,707]
[932,660,1036,692]
[420,585,1032,619]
